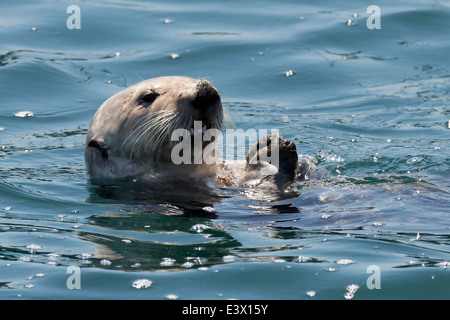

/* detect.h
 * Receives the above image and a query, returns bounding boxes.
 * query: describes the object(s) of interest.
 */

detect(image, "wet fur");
[85,76,310,201]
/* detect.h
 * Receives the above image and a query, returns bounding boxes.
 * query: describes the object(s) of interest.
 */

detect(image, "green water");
[0,0,449,300]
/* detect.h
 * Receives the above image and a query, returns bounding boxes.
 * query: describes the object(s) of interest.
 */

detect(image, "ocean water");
[0,0,449,300]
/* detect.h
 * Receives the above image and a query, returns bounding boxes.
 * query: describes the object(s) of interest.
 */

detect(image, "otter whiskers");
[121,110,178,159]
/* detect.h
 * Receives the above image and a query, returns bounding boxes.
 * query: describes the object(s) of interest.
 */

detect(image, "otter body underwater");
[85,76,311,201]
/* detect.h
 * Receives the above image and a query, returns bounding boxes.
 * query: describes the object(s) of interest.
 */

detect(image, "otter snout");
[193,79,221,113]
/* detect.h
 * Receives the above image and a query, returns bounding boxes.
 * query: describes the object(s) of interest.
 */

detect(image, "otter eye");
[139,92,159,106]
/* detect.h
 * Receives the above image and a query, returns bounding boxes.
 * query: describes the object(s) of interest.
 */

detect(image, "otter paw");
[278,137,298,170]
[246,134,298,173]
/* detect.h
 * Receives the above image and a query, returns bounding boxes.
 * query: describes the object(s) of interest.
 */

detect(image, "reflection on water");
[84,210,241,272]
[87,176,223,212]
[77,162,450,274]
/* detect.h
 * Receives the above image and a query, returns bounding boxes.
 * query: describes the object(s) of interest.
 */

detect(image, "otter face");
[85,76,229,178]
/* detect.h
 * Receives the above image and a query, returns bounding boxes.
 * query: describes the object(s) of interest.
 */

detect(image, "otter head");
[85,76,227,178]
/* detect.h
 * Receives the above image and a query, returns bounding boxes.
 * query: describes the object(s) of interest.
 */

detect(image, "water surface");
[0,0,449,300]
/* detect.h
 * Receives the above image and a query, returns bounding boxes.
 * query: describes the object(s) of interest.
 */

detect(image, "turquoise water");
[0,0,449,300]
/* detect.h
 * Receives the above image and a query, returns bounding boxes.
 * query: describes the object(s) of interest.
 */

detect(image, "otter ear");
[88,138,109,160]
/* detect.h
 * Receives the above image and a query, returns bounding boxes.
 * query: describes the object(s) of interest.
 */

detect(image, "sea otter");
[85,76,308,201]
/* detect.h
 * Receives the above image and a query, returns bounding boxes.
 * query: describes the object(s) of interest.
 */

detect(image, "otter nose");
[192,80,221,112]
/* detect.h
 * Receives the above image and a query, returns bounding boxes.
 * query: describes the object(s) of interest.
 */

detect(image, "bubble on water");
[285,70,294,77]
[344,284,359,299]
[35,273,45,278]
[182,262,194,268]
[316,150,344,163]
[372,222,383,227]
[24,284,34,289]
[346,284,359,293]
[344,292,354,299]
[80,253,92,259]
[298,256,311,263]
[170,53,180,59]
[166,294,178,300]
[187,256,207,265]
[26,244,42,253]
[100,259,112,266]
[132,279,152,289]
[222,255,236,263]
[121,239,132,244]
[202,206,215,213]
[336,259,354,265]
[320,214,331,219]
[190,224,211,233]
[47,253,60,260]
[326,267,336,272]
[305,291,316,297]
[160,257,176,267]
[436,261,449,269]
[406,156,424,166]
[409,233,420,241]
[14,111,34,118]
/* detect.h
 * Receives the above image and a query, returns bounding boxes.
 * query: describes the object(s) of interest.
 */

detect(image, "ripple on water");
[0,0,448,301]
